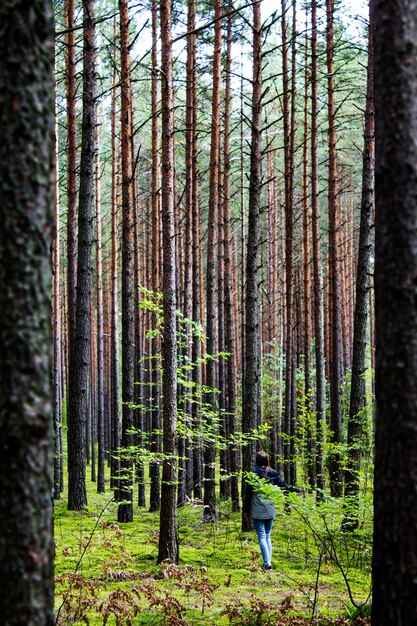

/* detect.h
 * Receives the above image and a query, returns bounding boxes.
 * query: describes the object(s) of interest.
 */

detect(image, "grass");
[54,471,372,625]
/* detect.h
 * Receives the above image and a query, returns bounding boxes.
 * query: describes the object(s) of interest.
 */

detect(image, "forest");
[1,0,417,624]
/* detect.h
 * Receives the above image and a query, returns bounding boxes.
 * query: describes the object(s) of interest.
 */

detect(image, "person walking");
[243,450,303,570]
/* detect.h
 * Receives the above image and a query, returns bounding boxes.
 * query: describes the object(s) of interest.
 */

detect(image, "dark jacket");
[243,465,301,518]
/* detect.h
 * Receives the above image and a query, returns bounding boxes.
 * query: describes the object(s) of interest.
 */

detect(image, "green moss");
[54,472,372,625]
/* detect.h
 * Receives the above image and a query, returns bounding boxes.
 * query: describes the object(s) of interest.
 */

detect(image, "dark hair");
[255,451,269,467]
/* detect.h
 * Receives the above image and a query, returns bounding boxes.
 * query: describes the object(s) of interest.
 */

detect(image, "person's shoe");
[263,565,272,570]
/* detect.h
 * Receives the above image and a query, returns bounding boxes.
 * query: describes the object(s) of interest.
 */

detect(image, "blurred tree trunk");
[0,0,55,621]
[372,1,417,623]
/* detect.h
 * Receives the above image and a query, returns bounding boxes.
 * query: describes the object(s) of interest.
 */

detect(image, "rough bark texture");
[95,112,105,494]
[158,0,179,564]
[0,1,55,622]
[110,21,121,494]
[281,0,294,484]
[67,0,96,510]
[204,0,223,520]
[53,114,62,500]
[149,0,161,513]
[242,0,262,530]
[118,0,134,523]
[372,1,417,624]
[223,14,239,511]
[65,0,77,393]
[344,12,374,510]
[302,19,315,489]
[311,0,325,492]
[326,0,343,497]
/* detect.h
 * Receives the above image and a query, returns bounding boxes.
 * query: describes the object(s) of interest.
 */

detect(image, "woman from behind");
[243,450,303,570]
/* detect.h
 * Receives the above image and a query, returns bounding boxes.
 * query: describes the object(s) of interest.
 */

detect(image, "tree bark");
[281,0,294,484]
[65,0,78,403]
[95,107,106,494]
[326,0,343,497]
[311,0,325,493]
[117,0,135,523]
[53,109,62,500]
[158,0,179,564]
[242,0,262,529]
[372,1,417,623]
[149,0,162,513]
[67,0,96,511]
[344,11,374,521]
[0,1,55,621]
[204,0,223,520]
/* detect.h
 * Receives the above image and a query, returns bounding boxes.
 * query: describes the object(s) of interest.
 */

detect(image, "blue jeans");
[252,517,274,567]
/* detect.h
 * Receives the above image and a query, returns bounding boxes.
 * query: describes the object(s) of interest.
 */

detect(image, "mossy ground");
[54,472,372,625]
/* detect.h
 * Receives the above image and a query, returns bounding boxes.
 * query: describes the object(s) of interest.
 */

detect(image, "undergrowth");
[54,477,372,625]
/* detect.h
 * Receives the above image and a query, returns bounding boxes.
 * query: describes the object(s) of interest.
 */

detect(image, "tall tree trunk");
[158,0,179,564]
[95,107,106,494]
[223,12,239,511]
[66,0,77,404]
[242,0,262,530]
[0,1,54,620]
[204,0,223,520]
[344,12,374,521]
[134,174,146,507]
[326,0,343,497]
[67,0,96,511]
[281,0,294,484]
[118,0,135,523]
[181,0,198,504]
[302,12,315,489]
[110,23,121,494]
[311,0,325,493]
[149,0,162,513]
[288,0,298,487]
[53,109,62,500]
[372,1,417,622]
[191,17,203,499]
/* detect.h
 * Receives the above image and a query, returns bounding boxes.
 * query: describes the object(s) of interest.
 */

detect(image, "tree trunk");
[326,0,343,497]
[204,0,223,520]
[372,1,417,623]
[242,0,262,530]
[223,13,239,508]
[302,13,315,489]
[158,0,179,564]
[95,107,106,494]
[118,0,135,523]
[311,0,325,493]
[0,1,54,621]
[344,12,374,524]
[67,0,96,511]
[65,0,78,403]
[53,110,62,500]
[149,0,162,513]
[281,0,294,484]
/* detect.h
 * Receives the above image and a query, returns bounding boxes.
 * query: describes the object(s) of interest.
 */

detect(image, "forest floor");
[54,475,372,625]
